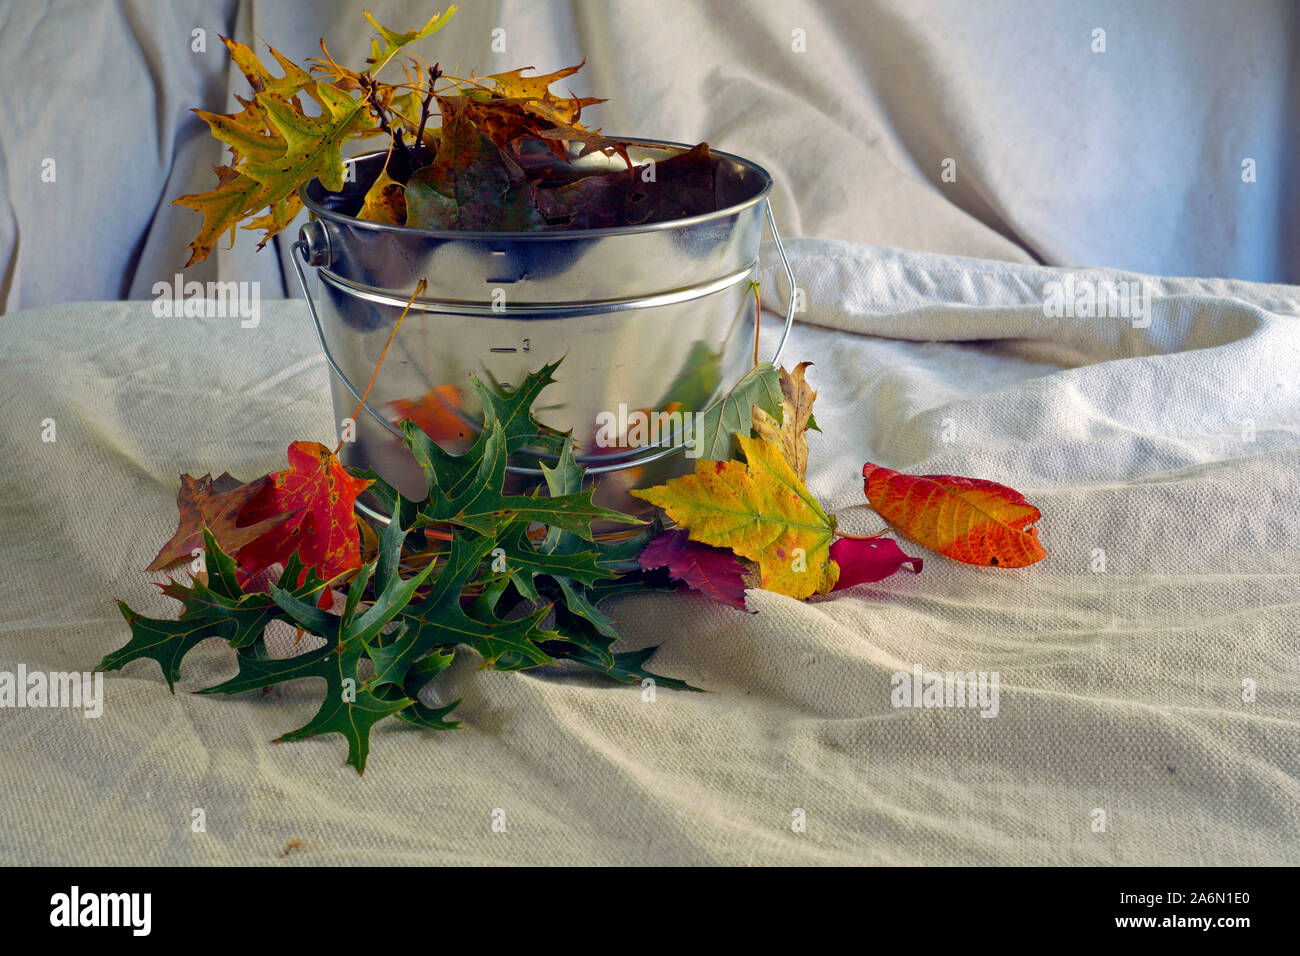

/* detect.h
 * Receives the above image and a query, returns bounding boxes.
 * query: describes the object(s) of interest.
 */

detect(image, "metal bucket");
[290,139,794,521]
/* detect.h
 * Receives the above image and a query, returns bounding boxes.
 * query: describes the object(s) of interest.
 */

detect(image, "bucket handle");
[290,197,797,475]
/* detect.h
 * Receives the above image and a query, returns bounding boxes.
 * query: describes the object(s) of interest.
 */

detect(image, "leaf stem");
[833,528,890,540]
[749,279,761,368]
[336,278,427,455]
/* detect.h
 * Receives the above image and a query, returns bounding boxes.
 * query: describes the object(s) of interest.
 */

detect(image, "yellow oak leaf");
[357,166,406,224]
[172,173,270,267]
[246,84,370,199]
[632,433,839,599]
[363,7,457,75]
[193,106,285,166]
[243,193,304,249]
[220,36,315,97]
[175,37,379,265]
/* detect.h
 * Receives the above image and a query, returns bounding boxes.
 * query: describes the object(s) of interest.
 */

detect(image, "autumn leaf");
[751,361,818,481]
[531,166,633,229]
[405,97,543,230]
[486,61,588,107]
[385,385,470,445]
[243,193,303,249]
[362,7,457,75]
[221,36,315,98]
[861,463,1046,568]
[622,143,714,225]
[692,362,783,461]
[486,60,610,134]
[233,442,374,598]
[829,536,922,590]
[172,173,271,267]
[357,163,407,224]
[147,472,294,571]
[632,433,838,599]
[244,83,370,199]
[638,529,750,610]
[173,36,356,265]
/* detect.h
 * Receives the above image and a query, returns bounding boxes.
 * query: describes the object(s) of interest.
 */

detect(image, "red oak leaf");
[829,537,922,590]
[233,441,373,602]
[638,528,750,610]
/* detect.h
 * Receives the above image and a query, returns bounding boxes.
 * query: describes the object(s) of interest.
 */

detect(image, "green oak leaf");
[370,532,558,680]
[542,601,701,691]
[374,649,462,730]
[206,631,409,773]
[197,518,436,773]
[410,418,636,539]
[100,529,330,690]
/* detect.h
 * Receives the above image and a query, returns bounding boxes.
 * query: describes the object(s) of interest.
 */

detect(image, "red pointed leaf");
[233,442,373,595]
[638,529,750,610]
[829,537,922,590]
[861,462,1046,568]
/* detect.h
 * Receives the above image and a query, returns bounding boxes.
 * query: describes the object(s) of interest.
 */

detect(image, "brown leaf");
[404,97,544,231]
[147,473,292,571]
[751,362,817,481]
[622,143,715,225]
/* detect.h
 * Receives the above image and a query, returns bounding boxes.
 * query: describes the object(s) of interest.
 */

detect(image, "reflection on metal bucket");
[291,139,795,522]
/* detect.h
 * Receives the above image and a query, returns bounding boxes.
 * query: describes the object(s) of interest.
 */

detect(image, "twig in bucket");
[749,279,761,368]
[335,278,428,455]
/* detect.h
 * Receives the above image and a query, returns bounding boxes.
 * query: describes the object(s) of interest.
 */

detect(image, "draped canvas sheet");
[1,0,1297,313]
[1,238,1297,864]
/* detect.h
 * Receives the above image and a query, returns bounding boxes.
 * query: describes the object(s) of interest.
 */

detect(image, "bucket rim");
[301,136,775,241]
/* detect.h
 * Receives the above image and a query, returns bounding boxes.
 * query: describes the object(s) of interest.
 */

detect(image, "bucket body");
[296,140,778,518]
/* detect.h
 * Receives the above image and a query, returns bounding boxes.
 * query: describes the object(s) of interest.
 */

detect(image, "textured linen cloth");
[1,238,1297,865]
[1,0,1297,312]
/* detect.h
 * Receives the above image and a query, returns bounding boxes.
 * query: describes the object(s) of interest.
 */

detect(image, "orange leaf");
[234,442,374,598]
[386,385,470,446]
[861,463,1046,568]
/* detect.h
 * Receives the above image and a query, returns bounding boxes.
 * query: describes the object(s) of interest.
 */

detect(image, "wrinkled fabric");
[1,0,1297,313]
[1,238,1297,864]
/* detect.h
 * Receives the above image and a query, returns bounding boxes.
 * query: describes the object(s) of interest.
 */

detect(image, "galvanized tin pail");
[290,139,794,521]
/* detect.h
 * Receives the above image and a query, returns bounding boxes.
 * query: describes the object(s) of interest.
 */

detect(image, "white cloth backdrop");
[1,239,1297,865]
[0,0,1297,312]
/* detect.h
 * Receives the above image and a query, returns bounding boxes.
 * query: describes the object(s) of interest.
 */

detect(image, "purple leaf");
[638,529,750,610]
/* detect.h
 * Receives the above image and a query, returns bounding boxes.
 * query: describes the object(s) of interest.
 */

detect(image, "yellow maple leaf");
[632,433,839,599]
